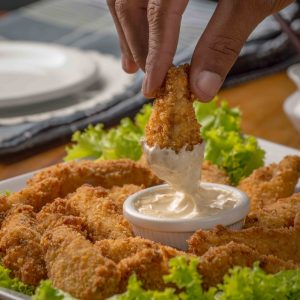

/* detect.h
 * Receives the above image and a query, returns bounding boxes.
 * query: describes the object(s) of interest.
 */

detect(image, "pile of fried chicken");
[0,66,299,300]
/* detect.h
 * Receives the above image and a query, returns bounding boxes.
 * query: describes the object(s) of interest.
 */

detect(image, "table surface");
[0,71,299,181]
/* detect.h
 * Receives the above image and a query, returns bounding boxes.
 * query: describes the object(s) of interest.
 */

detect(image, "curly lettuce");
[116,257,300,300]
[32,280,76,300]
[0,265,34,296]
[65,98,264,184]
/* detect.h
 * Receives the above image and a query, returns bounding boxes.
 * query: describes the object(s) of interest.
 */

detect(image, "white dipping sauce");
[140,142,237,219]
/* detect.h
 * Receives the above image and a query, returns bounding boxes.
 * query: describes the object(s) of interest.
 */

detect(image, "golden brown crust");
[145,64,202,151]
[64,185,133,241]
[6,159,161,211]
[244,193,300,228]
[198,242,297,289]
[239,155,300,211]
[0,204,46,285]
[41,225,121,300]
[188,225,300,263]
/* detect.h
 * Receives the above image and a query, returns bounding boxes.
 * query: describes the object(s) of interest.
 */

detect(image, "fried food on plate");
[188,224,300,263]
[96,237,185,291]
[198,242,298,289]
[41,225,120,300]
[0,204,46,285]
[145,64,201,151]
[201,161,230,185]
[238,155,300,211]
[108,184,142,213]
[245,193,300,228]
[36,198,84,234]
[6,159,161,211]
[65,185,133,241]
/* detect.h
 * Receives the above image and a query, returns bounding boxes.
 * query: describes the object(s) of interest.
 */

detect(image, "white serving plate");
[0,41,98,108]
[0,138,299,192]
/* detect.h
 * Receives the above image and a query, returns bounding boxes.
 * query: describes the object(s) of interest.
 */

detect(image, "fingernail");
[195,71,222,101]
[142,72,151,97]
[122,55,138,73]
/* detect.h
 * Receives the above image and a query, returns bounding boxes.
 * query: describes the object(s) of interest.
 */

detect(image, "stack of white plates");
[0,41,135,125]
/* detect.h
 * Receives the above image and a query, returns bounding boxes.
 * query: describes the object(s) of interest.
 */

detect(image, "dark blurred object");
[0,0,40,11]
[274,12,300,54]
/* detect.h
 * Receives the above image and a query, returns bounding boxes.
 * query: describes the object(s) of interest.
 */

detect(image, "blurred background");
[0,0,299,160]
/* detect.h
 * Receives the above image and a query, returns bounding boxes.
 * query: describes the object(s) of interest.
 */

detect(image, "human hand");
[107,0,293,101]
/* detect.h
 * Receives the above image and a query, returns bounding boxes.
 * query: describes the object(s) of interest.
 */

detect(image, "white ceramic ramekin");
[123,183,249,250]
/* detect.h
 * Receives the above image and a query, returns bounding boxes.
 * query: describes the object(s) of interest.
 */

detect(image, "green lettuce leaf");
[32,280,77,300]
[0,190,11,196]
[0,265,34,296]
[194,98,265,184]
[218,262,300,300]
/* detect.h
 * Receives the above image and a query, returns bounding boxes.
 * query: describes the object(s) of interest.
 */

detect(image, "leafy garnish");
[65,98,265,184]
[65,105,151,162]
[0,190,11,196]
[218,262,300,300]
[116,256,215,300]
[117,258,300,300]
[32,280,77,300]
[194,99,265,184]
[0,265,34,296]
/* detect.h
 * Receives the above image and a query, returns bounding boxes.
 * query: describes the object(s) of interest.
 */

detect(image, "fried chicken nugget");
[41,225,120,300]
[108,184,142,213]
[65,185,133,241]
[239,155,300,211]
[244,193,300,228]
[145,64,202,151]
[36,198,84,234]
[198,242,298,289]
[7,159,161,211]
[188,225,300,263]
[96,237,185,291]
[0,204,46,285]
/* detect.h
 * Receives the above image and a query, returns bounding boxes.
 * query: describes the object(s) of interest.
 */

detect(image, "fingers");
[115,0,149,71]
[190,0,271,101]
[107,0,139,73]
[142,0,189,98]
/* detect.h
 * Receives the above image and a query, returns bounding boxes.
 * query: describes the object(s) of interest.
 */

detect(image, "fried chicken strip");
[188,224,300,263]
[145,64,202,151]
[96,237,185,291]
[198,242,297,289]
[6,159,161,211]
[239,155,300,211]
[0,204,46,285]
[244,193,300,228]
[41,225,120,300]
[64,185,133,241]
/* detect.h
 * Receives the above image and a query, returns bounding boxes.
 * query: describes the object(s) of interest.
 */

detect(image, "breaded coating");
[65,185,133,241]
[108,184,142,213]
[0,204,46,285]
[188,225,300,263]
[145,64,202,151]
[96,237,185,291]
[41,225,120,300]
[239,155,300,211]
[6,159,161,211]
[198,242,297,289]
[36,198,84,234]
[245,193,300,228]
[201,161,230,185]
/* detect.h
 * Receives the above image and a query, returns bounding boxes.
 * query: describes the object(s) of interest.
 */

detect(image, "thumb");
[190,0,269,102]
